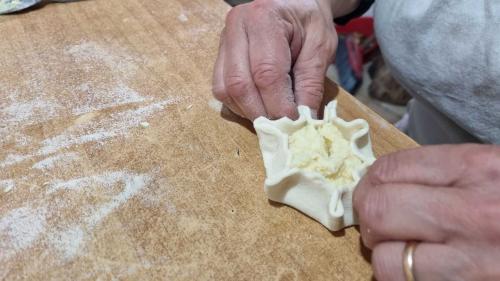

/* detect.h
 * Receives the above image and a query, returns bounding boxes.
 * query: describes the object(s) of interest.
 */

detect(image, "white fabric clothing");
[374,0,500,144]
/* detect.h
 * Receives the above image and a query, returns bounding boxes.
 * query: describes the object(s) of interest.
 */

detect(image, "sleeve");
[334,0,374,25]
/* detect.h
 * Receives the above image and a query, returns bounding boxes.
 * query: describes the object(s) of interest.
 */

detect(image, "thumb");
[293,25,337,118]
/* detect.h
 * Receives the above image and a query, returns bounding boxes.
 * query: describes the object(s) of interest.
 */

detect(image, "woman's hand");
[213,0,351,120]
[354,144,500,281]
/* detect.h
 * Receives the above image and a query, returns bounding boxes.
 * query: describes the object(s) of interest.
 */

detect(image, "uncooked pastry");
[254,101,376,231]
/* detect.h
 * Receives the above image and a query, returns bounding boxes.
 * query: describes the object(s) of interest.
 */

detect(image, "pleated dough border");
[254,101,376,231]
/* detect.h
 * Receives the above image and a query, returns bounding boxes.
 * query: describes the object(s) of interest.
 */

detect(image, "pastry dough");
[254,101,376,231]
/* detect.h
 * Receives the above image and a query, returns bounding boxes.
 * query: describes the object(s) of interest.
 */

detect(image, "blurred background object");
[0,0,76,14]
[225,0,249,5]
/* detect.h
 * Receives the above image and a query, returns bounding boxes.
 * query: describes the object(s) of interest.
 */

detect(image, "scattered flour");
[0,179,15,193]
[140,121,150,128]
[165,204,177,215]
[208,98,223,112]
[64,41,141,78]
[47,171,151,229]
[46,172,151,262]
[178,13,188,22]
[83,172,150,228]
[1,95,61,125]
[0,206,47,263]
[71,82,147,115]
[0,172,151,265]
[0,40,157,148]
[38,98,181,156]
[32,152,80,170]
[0,40,177,268]
[2,101,176,168]
[186,27,209,37]
[48,171,131,194]
[0,154,33,168]
[1,40,183,173]
[48,226,84,261]
[14,133,32,147]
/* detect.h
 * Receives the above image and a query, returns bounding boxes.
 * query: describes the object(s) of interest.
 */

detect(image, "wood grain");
[0,0,417,280]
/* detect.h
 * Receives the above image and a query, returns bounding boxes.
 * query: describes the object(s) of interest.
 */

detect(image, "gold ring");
[403,241,418,281]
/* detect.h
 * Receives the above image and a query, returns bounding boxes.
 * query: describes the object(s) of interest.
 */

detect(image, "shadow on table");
[267,199,349,238]
[220,105,256,134]
[355,226,373,265]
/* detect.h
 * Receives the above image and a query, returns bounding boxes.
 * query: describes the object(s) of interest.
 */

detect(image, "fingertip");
[294,81,325,117]
[289,108,299,120]
[267,104,298,120]
[296,101,320,119]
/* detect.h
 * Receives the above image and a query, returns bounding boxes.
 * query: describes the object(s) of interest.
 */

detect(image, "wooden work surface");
[0,0,418,280]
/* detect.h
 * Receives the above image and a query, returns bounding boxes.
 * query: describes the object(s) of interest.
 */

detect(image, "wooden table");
[0,0,417,279]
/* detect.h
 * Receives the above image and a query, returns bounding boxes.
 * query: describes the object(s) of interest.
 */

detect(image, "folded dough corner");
[253,101,376,231]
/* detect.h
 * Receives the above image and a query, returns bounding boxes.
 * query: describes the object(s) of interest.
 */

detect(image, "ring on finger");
[403,241,419,281]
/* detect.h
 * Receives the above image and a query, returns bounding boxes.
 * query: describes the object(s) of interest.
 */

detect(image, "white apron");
[374,0,500,144]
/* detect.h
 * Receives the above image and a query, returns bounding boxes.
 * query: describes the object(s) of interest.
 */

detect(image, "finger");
[354,183,465,249]
[293,22,337,118]
[247,9,298,119]
[365,144,497,187]
[212,26,244,117]
[223,7,267,120]
[372,241,474,281]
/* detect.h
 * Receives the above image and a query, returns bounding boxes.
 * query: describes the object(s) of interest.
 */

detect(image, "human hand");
[213,0,351,120]
[353,144,500,281]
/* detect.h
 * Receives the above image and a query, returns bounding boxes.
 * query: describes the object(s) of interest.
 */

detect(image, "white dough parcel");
[254,101,376,231]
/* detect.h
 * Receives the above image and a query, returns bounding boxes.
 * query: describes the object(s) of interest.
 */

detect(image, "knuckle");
[463,145,500,181]
[323,36,337,57]
[225,75,251,100]
[294,60,324,77]
[295,79,324,100]
[225,6,242,24]
[367,155,398,185]
[247,0,280,23]
[462,145,490,167]
[298,40,336,68]
[429,193,464,239]
[252,60,285,89]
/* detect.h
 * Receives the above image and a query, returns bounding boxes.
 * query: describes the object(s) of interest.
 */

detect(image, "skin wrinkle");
[252,60,288,89]
[353,144,500,280]
[280,10,303,62]
[361,184,452,248]
[226,73,255,104]
[224,9,261,116]
[213,0,339,120]
[249,7,291,95]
